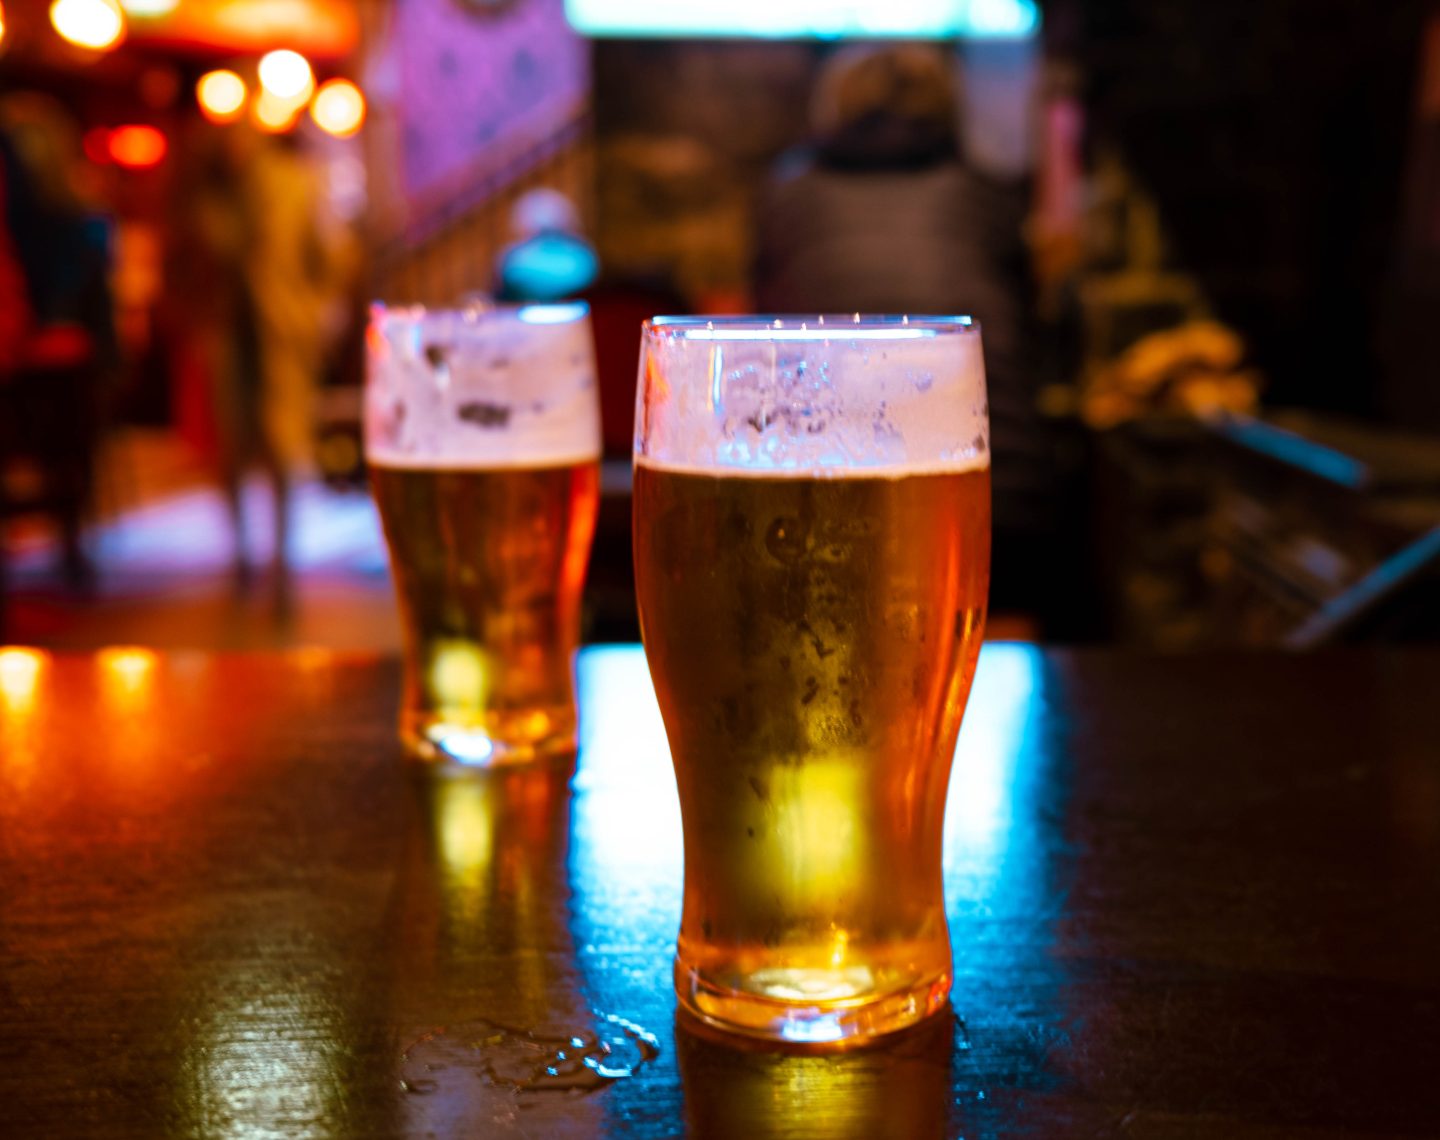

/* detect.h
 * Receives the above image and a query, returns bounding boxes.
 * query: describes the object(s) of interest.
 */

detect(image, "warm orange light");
[310,78,364,138]
[197,69,247,122]
[98,646,158,707]
[146,0,358,58]
[292,645,334,670]
[49,0,126,50]
[0,648,47,714]
[252,88,303,133]
[0,2,8,49]
[108,125,167,168]
[119,0,176,16]
[258,48,312,99]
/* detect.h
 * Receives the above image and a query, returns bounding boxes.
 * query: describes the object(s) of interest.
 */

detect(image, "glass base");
[676,959,951,1050]
[401,719,576,769]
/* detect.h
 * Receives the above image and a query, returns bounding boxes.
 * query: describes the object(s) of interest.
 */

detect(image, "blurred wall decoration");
[368,0,592,304]
[382,0,585,211]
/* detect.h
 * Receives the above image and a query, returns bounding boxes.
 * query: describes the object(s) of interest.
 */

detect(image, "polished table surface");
[1,645,1438,1138]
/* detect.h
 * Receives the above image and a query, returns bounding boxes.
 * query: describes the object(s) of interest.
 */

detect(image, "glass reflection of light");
[681,326,933,342]
[427,727,495,766]
[945,643,1044,903]
[424,762,562,962]
[573,647,682,880]
[777,1015,845,1044]
[436,777,496,899]
[518,302,589,325]
[429,640,486,708]
[679,1014,950,1138]
[775,759,862,897]
[0,647,46,715]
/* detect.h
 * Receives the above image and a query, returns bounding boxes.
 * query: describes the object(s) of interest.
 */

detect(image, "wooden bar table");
[1,645,1437,1138]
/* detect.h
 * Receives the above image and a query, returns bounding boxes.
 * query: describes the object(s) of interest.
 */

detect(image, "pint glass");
[365,303,601,766]
[633,316,989,1045]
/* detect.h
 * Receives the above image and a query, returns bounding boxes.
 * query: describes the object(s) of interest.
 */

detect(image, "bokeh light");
[0,648,47,715]
[108,124,167,168]
[49,0,125,50]
[252,88,304,133]
[0,2,8,49]
[197,69,247,123]
[119,0,176,15]
[310,78,365,138]
[258,49,313,99]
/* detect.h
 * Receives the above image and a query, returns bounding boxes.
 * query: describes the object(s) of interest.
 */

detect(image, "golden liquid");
[634,464,989,1040]
[371,461,599,763]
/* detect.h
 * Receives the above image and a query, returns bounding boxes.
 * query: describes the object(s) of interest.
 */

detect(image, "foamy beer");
[633,316,989,1045]
[365,303,600,765]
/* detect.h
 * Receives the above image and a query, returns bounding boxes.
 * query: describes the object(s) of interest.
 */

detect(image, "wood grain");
[0,645,1436,1137]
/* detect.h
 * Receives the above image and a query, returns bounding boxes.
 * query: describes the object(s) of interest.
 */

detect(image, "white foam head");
[365,302,601,468]
[635,315,988,475]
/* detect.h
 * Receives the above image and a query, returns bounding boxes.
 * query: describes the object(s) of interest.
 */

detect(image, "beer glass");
[365,302,601,766]
[633,316,989,1046]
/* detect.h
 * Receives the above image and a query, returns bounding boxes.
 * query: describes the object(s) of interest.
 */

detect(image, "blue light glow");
[565,0,1039,40]
[778,1015,846,1043]
[518,302,590,325]
[572,648,683,877]
[944,643,1044,913]
[966,0,1039,38]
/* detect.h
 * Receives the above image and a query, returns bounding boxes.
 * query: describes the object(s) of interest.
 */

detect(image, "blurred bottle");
[494,188,598,303]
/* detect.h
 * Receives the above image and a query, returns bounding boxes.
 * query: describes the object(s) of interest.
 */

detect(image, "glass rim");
[643,314,979,341]
[369,299,591,326]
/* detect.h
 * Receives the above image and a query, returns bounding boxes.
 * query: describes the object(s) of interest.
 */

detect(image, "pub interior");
[2,1,1439,1137]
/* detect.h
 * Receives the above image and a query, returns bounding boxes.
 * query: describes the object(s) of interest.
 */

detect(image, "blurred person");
[494,187,598,303]
[0,133,34,374]
[168,124,267,600]
[168,124,345,617]
[0,94,117,590]
[241,130,346,616]
[753,44,1054,623]
[0,94,117,370]
[0,132,30,632]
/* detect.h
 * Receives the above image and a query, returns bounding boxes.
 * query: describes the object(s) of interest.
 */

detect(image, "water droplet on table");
[400,1012,660,1094]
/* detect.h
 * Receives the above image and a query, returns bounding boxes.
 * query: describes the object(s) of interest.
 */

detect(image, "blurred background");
[2,0,1439,651]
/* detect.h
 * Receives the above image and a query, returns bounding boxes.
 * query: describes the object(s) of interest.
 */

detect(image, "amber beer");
[372,460,599,763]
[633,315,989,1045]
[366,302,601,765]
